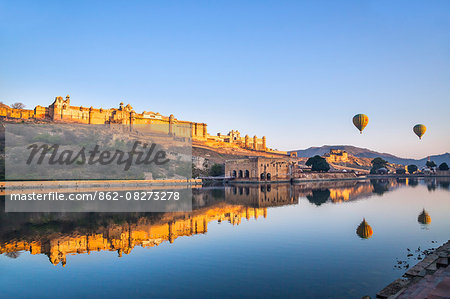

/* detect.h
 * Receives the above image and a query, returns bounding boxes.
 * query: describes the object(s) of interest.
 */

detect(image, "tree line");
[371,157,449,174]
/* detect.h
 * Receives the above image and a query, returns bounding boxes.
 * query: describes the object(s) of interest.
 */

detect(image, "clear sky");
[1,0,449,159]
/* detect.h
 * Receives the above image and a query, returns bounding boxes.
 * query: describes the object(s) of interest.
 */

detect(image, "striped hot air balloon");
[413,124,426,140]
[353,114,369,134]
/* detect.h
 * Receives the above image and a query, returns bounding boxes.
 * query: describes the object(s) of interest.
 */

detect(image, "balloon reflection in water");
[418,209,431,225]
[356,218,373,239]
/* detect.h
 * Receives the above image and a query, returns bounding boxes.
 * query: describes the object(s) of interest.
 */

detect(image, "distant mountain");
[290,145,450,167]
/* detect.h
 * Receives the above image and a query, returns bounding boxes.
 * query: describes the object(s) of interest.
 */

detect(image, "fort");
[0,95,285,154]
[324,149,348,163]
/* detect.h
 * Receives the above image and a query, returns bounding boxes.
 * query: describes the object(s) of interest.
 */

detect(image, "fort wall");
[324,149,349,163]
[0,95,280,153]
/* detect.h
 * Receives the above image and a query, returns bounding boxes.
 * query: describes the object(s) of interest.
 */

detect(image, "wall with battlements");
[0,95,282,153]
[324,149,349,163]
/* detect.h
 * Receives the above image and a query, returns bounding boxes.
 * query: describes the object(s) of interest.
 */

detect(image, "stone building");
[225,157,296,182]
[324,149,348,163]
[207,130,267,151]
[0,95,283,153]
[225,156,359,183]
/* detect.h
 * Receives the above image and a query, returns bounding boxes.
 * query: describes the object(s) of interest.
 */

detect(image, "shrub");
[407,164,418,174]
[306,155,330,172]
[438,162,449,171]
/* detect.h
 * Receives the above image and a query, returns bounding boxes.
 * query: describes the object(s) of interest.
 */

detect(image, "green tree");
[209,163,225,176]
[370,157,388,174]
[438,162,449,171]
[407,164,418,174]
[396,168,406,174]
[426,161,437,168]
[306,155,330,172]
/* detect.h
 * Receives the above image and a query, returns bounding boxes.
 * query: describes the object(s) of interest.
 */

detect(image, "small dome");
[356,218,373,239]
[418,209,431,225]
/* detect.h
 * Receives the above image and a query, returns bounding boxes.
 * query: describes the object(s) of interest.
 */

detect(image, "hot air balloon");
[353,114,369,134]
[413,124,426,140]
[356,218,373,239]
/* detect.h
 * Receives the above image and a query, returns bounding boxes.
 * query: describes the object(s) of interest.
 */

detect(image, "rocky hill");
[290,145,450,167]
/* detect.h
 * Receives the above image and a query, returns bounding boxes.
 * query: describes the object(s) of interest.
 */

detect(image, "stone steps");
[377,240,450,299]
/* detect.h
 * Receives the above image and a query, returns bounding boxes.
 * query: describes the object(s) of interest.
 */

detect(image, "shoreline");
[367,174,450,179]
[228,177,368,184]
[218,174,450,184]
[3,174,447,190]
[377,240,450,298]
[0,179,202,191]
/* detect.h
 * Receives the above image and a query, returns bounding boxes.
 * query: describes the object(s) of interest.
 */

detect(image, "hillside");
[290,145,450,167]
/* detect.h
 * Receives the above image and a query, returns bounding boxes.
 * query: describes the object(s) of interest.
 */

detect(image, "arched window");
[260,173,265,180]
[239,170,243,178]
[245,170,250,178]
[232,170,237,177]
[267,173,271,181]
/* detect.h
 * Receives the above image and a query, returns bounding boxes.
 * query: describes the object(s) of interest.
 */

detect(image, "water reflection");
[440,181,450,190]
[370,179,391,195]
[306,189,330,206]
[0,178,448,267]
[356,218,373,239]
[408,178,419,187]
[0,202,269,266]
[418,209,431,225]
[426,179,437,191]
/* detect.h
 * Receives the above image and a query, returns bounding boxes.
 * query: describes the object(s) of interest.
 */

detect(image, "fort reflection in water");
[1,178,448,266]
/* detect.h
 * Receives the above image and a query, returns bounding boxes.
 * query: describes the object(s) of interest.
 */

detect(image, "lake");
[1,178,449,298]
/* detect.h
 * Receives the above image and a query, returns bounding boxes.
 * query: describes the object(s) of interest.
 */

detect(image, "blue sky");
[1,0,449,158]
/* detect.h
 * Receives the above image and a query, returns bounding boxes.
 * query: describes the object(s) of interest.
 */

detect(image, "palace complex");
[0,95,285,154]
[324,149,349,163]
